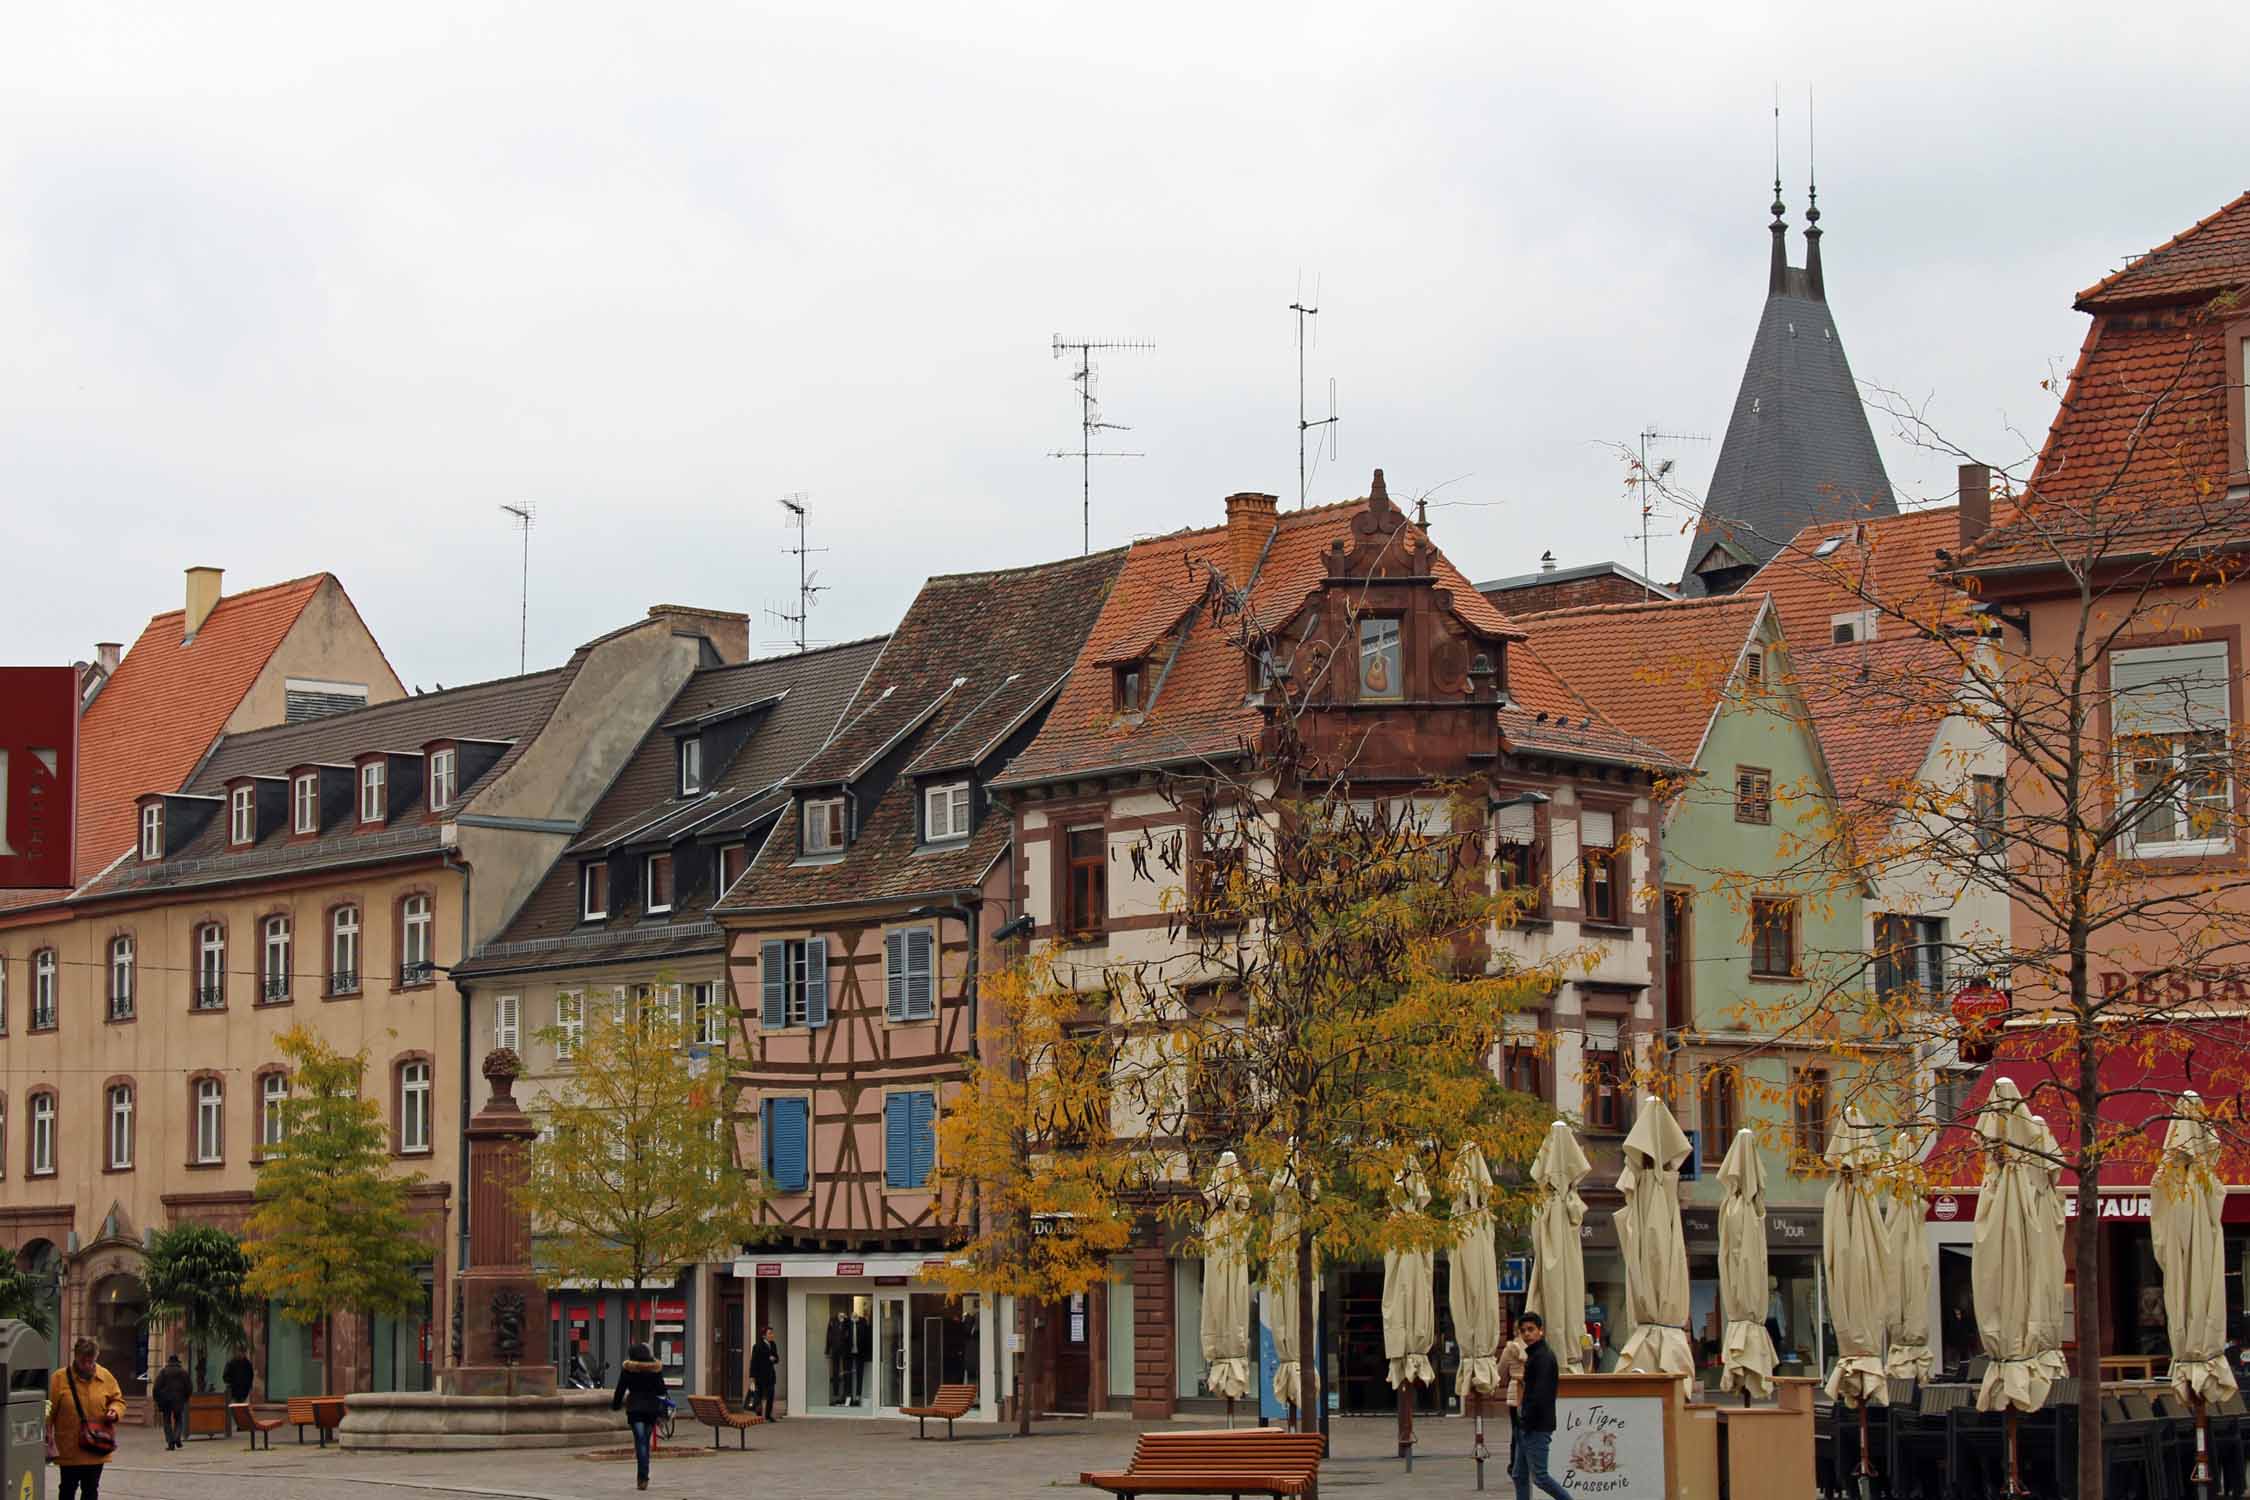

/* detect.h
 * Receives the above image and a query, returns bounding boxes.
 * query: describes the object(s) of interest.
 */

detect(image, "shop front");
[1579,1200,1825,1380]
[548,1284,697,1392]
[734,1252,993,1420]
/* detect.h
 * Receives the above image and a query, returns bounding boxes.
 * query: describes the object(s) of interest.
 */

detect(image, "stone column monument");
[340,1049,620,1450]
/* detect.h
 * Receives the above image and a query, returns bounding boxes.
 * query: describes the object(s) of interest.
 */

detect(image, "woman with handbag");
[46,1336,125,1500]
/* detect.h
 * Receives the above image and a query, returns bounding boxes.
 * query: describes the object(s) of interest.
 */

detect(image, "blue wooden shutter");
[803,940,829,1028]
[910,1091,937,1187]
[760,940,787,1029]
[884,931,908,1022]
[907,928,934,1020]
[765,1098,807,1192]
[885,1094,911,1188]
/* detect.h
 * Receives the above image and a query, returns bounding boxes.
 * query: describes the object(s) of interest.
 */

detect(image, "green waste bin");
[0,1321,50,1500]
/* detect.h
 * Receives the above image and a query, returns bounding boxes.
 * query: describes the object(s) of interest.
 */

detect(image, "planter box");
[187,1393,231,1438]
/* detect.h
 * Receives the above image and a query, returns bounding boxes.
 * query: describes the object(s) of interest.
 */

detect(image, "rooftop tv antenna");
[769,494,828,653]
[1290,284,1339,508]
[499,503,535,672]
[1050,335,1152,553]
[1633,427,1708,598]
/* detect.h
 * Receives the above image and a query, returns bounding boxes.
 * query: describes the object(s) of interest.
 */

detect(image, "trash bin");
[0,1320,51,1500]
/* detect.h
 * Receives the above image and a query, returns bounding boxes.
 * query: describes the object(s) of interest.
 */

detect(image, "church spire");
[1768,178,1790,296]
[1802,93,1825,301]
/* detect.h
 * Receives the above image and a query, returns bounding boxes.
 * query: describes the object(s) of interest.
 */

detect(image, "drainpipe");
[444,845,474,1287]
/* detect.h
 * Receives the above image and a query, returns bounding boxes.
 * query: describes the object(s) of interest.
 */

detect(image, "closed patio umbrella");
[2154,1088,2237,1500]
[1718,1127,1778,1399]
[1526,1120,1591,1372]
[1884,1176,1936,1385]
[1382,1158,1437,1390]
[1616,1095,1694,1378]
[1265,1161,1309,1416]
[1824,1107,1893,1408]
[1201,1152,1254,1404]
[1448,1143,1504,1398]
[1973,1077,2067,1416]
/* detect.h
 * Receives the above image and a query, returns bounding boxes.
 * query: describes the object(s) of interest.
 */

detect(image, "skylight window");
[1813,536,1845,558]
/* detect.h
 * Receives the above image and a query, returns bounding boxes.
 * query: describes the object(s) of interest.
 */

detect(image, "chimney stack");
[94,642,121,675]
[1224,493,1279,586]
[184,567,223,641]
[1539,550,1558,575]
[1957,464,1992,549]
[647,604,750,665]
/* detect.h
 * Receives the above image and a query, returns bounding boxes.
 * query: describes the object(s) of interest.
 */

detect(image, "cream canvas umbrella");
[1824,1107,1893,1408]
[1382,1158,1437,1389]
[1201,1152,1254,1404]
[2154,1092,2237,1409]
[1526,1120,1591,1372]
[1884,1177,1936,1385]
[1717,1127,1779,1399]
[1448,1143,1504,1398]
[1264,1161,1309,1416]
[1972,1077,2067,1415]
[1616,1095,1695,1378]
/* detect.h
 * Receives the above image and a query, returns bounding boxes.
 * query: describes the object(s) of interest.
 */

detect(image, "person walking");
[45,1336,126,1500]
[749,1326,780,1421]
[612,1341,668,1492]
[1513,1313,1572,1500]
[221,1348,255,1437]
[1497,1327,1529,1488]
[151,1354,192,1450]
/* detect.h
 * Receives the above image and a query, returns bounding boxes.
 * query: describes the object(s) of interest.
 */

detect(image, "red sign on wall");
[1952,981,2011,1064]
[835,1262,864,1277]
[0,668,78,889]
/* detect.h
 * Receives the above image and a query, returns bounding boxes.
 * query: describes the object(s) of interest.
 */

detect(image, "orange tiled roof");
[1510,595,1769,766]
[2077,190,2250,309]
[1792,635,1965,804]
[73,575,328,880]
[1746,508,1966,644]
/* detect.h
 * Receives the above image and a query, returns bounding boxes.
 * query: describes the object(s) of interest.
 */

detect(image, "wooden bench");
[228,1403,285,1452]
[900,1382,978,1439]
[285,1396,344,1446]
[1081,1430,1326,1500]
[685,1393,763,1449]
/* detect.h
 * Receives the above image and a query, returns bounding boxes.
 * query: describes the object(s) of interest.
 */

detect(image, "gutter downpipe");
[445,844,474,1287]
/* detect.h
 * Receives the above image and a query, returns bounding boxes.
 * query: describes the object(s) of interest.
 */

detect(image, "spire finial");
[1768,90,1790,295]
[1802,85,1825,301]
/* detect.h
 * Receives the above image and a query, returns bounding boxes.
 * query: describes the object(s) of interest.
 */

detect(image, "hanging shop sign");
[1952,981,2011,1063]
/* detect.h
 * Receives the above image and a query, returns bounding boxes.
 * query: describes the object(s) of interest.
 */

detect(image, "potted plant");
[145,1224,253,1439]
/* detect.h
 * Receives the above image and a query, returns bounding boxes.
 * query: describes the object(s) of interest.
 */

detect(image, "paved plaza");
[91,1415,1515,1500]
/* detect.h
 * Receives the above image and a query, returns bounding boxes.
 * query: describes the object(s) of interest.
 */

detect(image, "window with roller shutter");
[885,1090,936,1188]
[2112,641,2236,858]
[762,1097,809,1191]
[759,938,829,1028]
[1579,806,1619,923]
[885,928,935,1021]
[1493,796,1545,912]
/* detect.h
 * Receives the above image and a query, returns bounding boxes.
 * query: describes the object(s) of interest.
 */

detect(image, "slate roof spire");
[1677,173,1895,597]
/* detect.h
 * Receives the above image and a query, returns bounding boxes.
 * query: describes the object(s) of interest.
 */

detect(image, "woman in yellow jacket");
[46,1336,126,1500]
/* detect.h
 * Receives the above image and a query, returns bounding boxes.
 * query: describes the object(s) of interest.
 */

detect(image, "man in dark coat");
[749,1325,780,1420]
[1512,1313,1572,1500]
[151,1354,193,1450]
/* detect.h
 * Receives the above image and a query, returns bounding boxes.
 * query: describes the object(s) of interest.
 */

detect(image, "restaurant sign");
[1951,980,2010,1064]
[1555,1395,1667,1497]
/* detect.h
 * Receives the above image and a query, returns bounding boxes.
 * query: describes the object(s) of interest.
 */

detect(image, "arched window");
[329,905,361,997]
[108,935,134,1021]
[193,1077,224,1164]
[195,924,226,1009]
[399,896,433,986]
[30,950,56,1030]
[259,1071,290,1149]
[105,1083,133,1169]
[262,915,292,1003]
[28,1091,55,1176]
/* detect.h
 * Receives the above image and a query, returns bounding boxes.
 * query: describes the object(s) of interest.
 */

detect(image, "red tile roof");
[72,574,330,881]
[2077,190,2250,309]
[1745,508,1967,645]
[1510,595,1770,766]
[1791,636,1965,804]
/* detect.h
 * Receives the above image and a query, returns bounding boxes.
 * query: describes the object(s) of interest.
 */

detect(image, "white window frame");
[230,785,255,845]
[31,950,55,1028]
[330,905,361,995]
[30,1093,54,1175]
[494,993,521,1052]
[2115,641,2235,859]
[1358,616,1404,701]
[556,990,584,1060]
[109,935,133,1018]
[803,797,846,854]
[582,863,609,920]
[106,1084,132,1169]
[196,924,225,1008]
[141,803,163,860]
[692,981,722,1047]
[194,1078,224,1164]
[263,915,291,1000]
[645,852,674,915]
[680,737,703,796]
[261,1072,289,1147]
[360,761,386,824]
[293,773,319,834]
[429,748,458,812]
[924,781,971,841]
[399,1062,431,1154]
[400,895,433,981]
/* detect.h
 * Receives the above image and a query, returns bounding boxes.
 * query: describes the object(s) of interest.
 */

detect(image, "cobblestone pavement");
[92,1414,1524,1500]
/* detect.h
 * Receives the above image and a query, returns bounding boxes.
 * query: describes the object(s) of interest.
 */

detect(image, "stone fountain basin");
[339,1389,625,1451]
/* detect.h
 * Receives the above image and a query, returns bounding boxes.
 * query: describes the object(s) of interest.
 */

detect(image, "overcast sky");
[5,2,2240,688]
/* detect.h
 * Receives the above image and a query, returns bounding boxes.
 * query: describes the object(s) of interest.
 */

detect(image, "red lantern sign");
[1952,981,2011,1064]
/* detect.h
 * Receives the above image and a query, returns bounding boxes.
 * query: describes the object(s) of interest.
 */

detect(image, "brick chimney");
[184,567,223,641]
[1225,493,1279,585]
[1958,464,1992,549]
[648,604,750,665]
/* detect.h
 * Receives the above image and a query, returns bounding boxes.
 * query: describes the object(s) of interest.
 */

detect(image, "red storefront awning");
[1922,1016,2250,1199]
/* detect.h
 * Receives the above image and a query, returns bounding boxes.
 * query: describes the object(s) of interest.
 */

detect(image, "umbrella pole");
[2195,1390,2213,1500]
[2004,1406,2024,1500]
[1397,1380,1414,1469]
[1471,1388,1487,1492]
[1856,1397,1876,1500]
[1288,1399,1298,1434]
[1226,1396,1235,1431]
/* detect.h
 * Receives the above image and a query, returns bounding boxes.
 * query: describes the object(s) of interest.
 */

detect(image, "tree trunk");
[2075,1020,2104,1500]
[1295,1226,1318,1439]
[323,1310,336,1396]
[1019,1296,1037,1437]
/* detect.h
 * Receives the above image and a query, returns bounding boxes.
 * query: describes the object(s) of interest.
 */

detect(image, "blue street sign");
[1499,1255,1529,1296]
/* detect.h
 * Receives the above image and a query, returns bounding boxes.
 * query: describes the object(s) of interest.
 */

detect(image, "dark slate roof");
[77,664,577,902]
[455,635,888,977]
[718,548,1126,916]
[1679,207,1896,597]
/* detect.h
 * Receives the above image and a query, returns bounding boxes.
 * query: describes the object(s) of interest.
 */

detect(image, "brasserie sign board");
[1555,1395,1666,1498]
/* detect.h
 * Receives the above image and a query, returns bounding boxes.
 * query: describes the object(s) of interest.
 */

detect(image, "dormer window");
[924,781,971,842]
[582,863,610,921]
[140,804,164,861]
[1358,617,1403,701]
[645,852,674,915]
[428,749,457,812]
[293,774,319,834]
[229,786,255,846]
[803,797,846,855]
[680,737,703,796]
[360,761,386,824]
[1114,665,1145,713]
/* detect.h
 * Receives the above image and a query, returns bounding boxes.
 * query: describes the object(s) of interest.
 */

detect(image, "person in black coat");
[612,1341,669,1491]
[1511,1313,1572,1500]
[151,1355,193,1450]
[749,1326,780,1421]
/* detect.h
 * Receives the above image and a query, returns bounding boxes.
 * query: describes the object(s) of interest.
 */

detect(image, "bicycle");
[657,1394,677,1442]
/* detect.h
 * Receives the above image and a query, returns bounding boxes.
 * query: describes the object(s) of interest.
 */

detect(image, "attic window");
[1114,665,1145,713]
[1813,536,1845,558]
[1743,649,1765,688]
[582,863,610,921]
[428,749,457,812]
[360,762,386,825]
[645,852,674,915]
[1832,621,1857,645]
[293,774,319,834]
[680,736,704,796]
[230,786,255,846]
[803,797,847,855]
[924,781,971,842]
[140,804,163,861]
[1358,618,1403,701]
